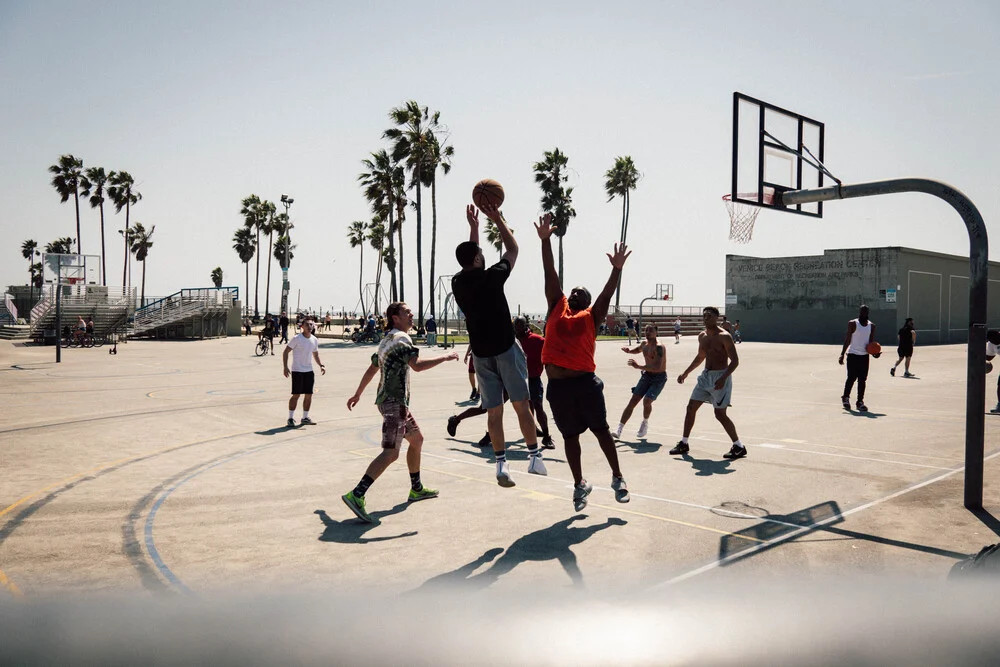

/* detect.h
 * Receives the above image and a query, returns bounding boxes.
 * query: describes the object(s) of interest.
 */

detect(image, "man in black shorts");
[282,320,325,427]
[535,214,630,511]
[890,317,916,378]
[452,201,545,487]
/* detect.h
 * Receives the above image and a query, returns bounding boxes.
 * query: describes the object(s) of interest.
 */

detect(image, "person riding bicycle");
[86,319,95,335]
[259,318,276,355]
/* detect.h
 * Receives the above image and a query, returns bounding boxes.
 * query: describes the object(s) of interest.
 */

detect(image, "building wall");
[726,247,1000,345]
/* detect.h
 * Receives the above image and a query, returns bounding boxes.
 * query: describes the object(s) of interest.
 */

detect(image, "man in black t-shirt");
[890,317,916,378]
[452,201,545,488]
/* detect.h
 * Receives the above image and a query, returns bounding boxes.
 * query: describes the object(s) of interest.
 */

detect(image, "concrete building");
[725,247,1000,344]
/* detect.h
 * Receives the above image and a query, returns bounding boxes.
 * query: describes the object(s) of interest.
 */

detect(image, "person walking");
[890,317,916,377]
[279,311,290,344]
[839,304,880,412]
[425,315,437,347]
[535,215,631,510]
[282,319,325,427]
[341,302,459,522]
[669,306,745,459]
[625,316,636,344]
[463,345,479,401]
[614,324,667,440]
[514,315,555,449]
[673,316,682,344]
[452,201,546,487]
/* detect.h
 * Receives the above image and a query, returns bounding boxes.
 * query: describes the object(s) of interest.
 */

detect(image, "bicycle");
[255,336,272,357]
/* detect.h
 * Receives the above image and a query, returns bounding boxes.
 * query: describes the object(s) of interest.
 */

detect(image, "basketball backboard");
[41,254,99,285]
[656,283,673,301]
[731,92,828,218]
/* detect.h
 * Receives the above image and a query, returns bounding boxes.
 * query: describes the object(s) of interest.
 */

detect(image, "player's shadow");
[616,438,663,454]
[842,408,887,419]
[454,399,480,407]
[413,515,627,591]
[314,505,416,544]
[679,452,735,476]
[255,424,300,435]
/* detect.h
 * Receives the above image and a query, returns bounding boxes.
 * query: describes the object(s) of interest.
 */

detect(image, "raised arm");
[534,214,563,314]
[466,204,480,246]
[480,201,517,269]
[591,242,631,327]
[409,351,459,372]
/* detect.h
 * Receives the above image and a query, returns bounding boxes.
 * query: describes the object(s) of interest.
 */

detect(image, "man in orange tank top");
[535,214,631,511]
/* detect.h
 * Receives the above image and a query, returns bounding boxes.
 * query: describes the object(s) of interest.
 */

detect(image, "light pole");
[280,194,294,315]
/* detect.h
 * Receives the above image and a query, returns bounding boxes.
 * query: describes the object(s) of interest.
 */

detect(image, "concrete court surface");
[1,334,999,600]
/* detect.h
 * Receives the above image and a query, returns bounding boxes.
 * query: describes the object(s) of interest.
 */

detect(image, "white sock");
[288,410,295,419]
[616,422,625,431]
[681,436,689,444]
[733,439,744,449]
[303,411,309,419]
[640,419,648,426]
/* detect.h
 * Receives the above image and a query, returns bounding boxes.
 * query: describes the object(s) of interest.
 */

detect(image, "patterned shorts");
[379,400,419,449]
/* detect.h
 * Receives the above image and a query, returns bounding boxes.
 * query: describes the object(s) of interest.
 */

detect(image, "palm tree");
[484,220,513,258]
[232,226,256,317]
[79,167,110,285]
[48,155,85,255]
[367,217,387,316]
[347,220,369,316]
[107,171,142,289]
[533,148,577,287]
[45,237,75,254]
[426,133,454,319]
[211,267,223,288]
[384,100,445,325]
[240,194,264,317]
[274,235,295,269]
[129,222,155,305]
[359,149,405,300]
[22,239,37,305]
[604,156,641,308]
[259,200,277,317]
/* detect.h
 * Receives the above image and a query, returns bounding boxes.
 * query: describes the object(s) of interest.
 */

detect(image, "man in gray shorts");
[669,306,746,460]
[451,200,545,487]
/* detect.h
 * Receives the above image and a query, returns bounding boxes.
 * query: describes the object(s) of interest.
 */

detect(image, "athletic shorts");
[690,369,733,409]
[378,400,419,449]
[291,371,315,395]
[473,342,530,409]
[529,376,544,404]
[897,346,913,359]
[546,373,609,438]
[632,371,667,400]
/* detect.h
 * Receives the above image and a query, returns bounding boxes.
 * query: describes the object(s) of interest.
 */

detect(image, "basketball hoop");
[723,191,775,244]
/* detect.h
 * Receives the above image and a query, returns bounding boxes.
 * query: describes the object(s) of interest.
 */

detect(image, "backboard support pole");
[782,178,989,510]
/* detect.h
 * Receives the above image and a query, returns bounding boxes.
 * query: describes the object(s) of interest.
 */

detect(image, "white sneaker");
[527,452,548,476]
[573,480,593,511]
[636,421,648,439]
[613,423,624,440]
[496,460,515,487]
[611,476,630,503]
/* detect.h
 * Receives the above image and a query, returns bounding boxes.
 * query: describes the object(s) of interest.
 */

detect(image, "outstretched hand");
[480,200,502,223]
[534,213,556,240]
[607,242,632,269]
[466,204,479,228]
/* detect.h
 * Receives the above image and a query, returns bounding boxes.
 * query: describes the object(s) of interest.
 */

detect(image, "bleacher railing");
[131,286,238,334]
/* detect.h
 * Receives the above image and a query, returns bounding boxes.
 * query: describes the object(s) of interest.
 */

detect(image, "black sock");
[495,452,506,463]
[353,474,375,498]
[409,472,422,492]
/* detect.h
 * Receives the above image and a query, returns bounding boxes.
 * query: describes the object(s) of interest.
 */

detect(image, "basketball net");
[723,192,774,244]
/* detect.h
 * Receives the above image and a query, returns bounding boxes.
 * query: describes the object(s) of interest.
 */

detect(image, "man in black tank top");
[839,305,880,412]
[890,318,916,378]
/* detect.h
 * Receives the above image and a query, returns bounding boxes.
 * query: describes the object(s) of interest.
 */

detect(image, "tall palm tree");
[359,149,405,301]
[484,220,513,258]
[45,237,75,254]
[384,100,444,325]
[533,148,577,287]
[240,195,263,317]
[426,133,454,319]
[274,235,295,269]
[129,222,155,305]
[604,156,641,308]
[211,267,223,288]
[259,200,277,317]
[22,239,37,305]
[367,217,387,316]
[48,155,85,255]
[347,220,368,316]
[79,167,110,285]
[107,171,142,289]
[232,227,255,316]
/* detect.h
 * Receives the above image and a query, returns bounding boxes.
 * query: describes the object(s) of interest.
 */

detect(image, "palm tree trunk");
[397,223,405,301]
[99,203,107,286]
[415,172,424,327]
[614,193,627,309]
[429,176,437,319]
[122,203,130,290]
[264,231,274,316]
[245,261,250,317]
[558,236,564,290]
[253,228,261,318]
[358,244,366,316]
[374,245,383,316]
[74,190,81,257]
[141,260,146,305]
[387,205,398,301]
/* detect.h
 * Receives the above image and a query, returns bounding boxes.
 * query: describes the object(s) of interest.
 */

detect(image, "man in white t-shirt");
[283,320,325,427]
[987,329,1000,413]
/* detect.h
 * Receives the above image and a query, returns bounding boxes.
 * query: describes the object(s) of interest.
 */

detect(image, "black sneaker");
[447,416,459,437]
[669,441,689,455]
[536,427,544,437]
[723,444,747,459]
[469,389,478,400]
[300,417,315,426]
[889,367,896,377]
[856,401,868,413]
[477,432,493,447]
[841,396,851,410]
[541,434,555,449]
[286,418,296,428]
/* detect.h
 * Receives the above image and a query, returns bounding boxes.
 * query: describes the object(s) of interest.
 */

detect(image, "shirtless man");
[614,324,667,440]
[669,306,746,460]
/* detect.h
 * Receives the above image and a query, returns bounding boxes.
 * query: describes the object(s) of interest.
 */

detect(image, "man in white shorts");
[282,320,325,427]
[669,306,746,460]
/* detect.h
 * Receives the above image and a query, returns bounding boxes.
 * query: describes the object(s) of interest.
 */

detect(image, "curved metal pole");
[636,296,660,331]
[783,178,989,510]
[441,292,454,349]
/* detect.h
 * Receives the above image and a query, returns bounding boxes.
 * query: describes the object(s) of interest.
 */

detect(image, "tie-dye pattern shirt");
[371,329,420,406]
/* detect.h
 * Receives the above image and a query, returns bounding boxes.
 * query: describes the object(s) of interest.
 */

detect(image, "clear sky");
[2,1,998,317]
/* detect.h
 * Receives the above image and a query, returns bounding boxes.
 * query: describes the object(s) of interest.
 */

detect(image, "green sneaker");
[342,491,373,523]
[407,487,440,503]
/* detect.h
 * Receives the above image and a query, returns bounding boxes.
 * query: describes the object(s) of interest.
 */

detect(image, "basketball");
[866,341,882,355]
[472,179,504,211]
[987,361,994,374]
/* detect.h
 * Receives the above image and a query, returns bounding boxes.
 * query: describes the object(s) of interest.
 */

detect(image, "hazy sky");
[2,1,998,317]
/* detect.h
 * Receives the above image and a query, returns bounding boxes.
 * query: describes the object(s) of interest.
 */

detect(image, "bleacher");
[28,284,135,342]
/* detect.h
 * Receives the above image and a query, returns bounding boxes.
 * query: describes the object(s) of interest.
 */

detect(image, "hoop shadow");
[314,505,416,544]
[413,515,627,591]
[679,452,734,476]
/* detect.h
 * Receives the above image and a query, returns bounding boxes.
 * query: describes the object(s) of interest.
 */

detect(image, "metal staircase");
[27,285,135,340]
[130,287,238,337]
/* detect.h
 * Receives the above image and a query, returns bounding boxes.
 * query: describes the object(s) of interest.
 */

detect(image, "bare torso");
[641,340,666,373]
[700,327,734,371]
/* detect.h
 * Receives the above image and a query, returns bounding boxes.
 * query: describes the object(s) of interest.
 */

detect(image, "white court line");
[755,443,952,470]
[653,447,1000,589]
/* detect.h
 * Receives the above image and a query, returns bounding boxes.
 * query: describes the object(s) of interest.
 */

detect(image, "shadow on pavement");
[680,452,734,476]
[616,439,663,454]
[314,504,416,544]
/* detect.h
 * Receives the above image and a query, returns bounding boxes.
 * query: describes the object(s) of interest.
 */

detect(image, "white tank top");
[848,319,872,355]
